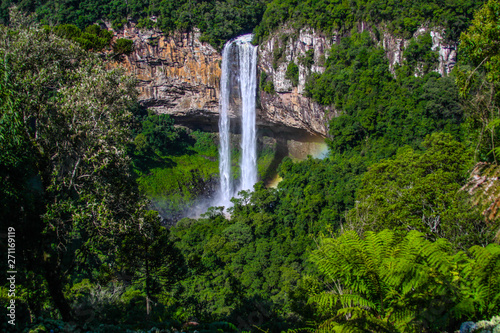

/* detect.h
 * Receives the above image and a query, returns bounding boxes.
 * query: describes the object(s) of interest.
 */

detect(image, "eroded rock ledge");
[108,24,331,138]
[110,24,222,128]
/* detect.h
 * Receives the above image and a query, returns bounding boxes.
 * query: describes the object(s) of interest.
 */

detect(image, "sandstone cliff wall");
[110,24,222,130]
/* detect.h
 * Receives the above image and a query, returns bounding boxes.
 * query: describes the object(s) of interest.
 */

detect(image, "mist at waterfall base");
[152,139,329,224]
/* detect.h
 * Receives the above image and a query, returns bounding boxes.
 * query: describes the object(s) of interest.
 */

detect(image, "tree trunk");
[44,262,73,322]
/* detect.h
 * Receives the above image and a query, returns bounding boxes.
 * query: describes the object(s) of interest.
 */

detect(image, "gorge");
[111,22,458,140]
[105,21,464,220]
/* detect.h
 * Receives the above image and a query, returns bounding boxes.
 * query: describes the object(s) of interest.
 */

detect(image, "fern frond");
[314,317,344,333]
[469,243,500,316]
[336,308,401,333]
[309,291,341,311]
[337,293,378,311]
[310,229,481,332]
[285,328,315,333]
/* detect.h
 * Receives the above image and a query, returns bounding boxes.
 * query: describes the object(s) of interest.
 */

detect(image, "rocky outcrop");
[381,26,457,75]
[258,27,336,138]
[109,23,332,138]
[109,24,222,131]
[257,23,457,137]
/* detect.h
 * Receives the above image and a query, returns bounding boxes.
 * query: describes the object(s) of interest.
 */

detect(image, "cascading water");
[238,35,258,192]
[216,34,258,208]
[217,38,233,208]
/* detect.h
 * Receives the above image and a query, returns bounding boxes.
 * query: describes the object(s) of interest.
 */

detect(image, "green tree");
[457,0,500,163]
[117,210,184,317]
[139,113,183,154]
[347,133,489,249]
[2,0,269,50]
[113,38,134,55]
[403,33,438,75]
[456,0,500,240]
[253,0,482,43]
[0,9,148,321]
[285,61,299,87]
[52,23,113,52]
[306,32,462,159]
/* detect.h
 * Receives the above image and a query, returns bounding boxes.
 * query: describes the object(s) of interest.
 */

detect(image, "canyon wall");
[380,25,457,75]
[111,25,222,131]
[258,23,457,137]
[110,23,457,138]
[257,27,334,138]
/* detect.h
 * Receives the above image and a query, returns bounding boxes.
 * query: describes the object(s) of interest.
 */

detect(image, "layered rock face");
[380,25,457,75]
[257,27,335,138]
[258,24,457,137]
[111,24,222,131]
[110,23,457,139]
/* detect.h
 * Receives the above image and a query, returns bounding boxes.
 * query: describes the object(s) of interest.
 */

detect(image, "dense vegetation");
[2,0,500,332]
[51,23,113,51]
[310,229,500,332]
[0,7,153,326]
[0,0,486,50]
[267,30,472,246]
[0,9,199,332]
[307,31,462,157]
[128,111,282,224]
[154,133,493,331]
[129,112,220,222]
[0,0,270,49]
[254,0,485,42]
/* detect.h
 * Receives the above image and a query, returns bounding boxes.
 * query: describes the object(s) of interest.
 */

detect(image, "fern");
[308,229,495,332]
[309,291,341,311]
[469,244,500,317]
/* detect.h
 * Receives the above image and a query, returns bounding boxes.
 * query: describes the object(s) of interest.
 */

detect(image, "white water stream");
[217,38,233,208]
[216,34,258,208]
[238,35,258,192]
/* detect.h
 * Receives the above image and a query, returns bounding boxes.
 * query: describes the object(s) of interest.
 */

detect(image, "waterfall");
[217,38,233,207]
[216,34,258,207]
[238,36,258,192]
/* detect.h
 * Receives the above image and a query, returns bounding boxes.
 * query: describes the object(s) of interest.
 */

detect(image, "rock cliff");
[380,25,457,75]
[257,27,335,138]
[109,23,457,139]
[258,23,457,137]
[110,24,222,131]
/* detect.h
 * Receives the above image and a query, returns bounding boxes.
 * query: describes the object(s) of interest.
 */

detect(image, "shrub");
[285,61,299,86]
[113,38,134,55]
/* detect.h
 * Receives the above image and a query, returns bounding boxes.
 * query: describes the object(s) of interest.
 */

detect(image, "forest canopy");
[0,0,270,49]
[0,0,485,49]
[0,8,172,328]
[253,0,485,42]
